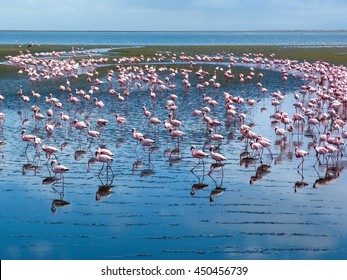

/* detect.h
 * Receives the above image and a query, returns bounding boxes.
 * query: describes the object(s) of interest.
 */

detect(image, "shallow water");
[1,54,347,260]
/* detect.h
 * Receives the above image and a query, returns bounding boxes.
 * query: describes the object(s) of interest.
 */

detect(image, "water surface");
[1,34,347,260]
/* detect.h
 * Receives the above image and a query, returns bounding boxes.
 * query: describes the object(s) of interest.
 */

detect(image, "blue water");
[1,31,347,260]
[1,30,347,46]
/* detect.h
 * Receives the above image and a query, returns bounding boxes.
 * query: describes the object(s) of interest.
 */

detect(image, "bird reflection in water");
[313,165,342,189]
[249,163,272,185]
[51,181,70,213]
[190,168,208,197]
[0,116,5,159]
[96,170,114,201]
[74,149,87,161]
[239,150,256,168]
[207,164,226,204]
[74,136,88,161]
[132,159,143,174]
[96,185,113,201]
[294,167,309,193]
[0,139,5,160]
[61,141,69,151]
[42,176,59,186]
[164,147,182,167]
[140,160,155,177]
[209,186,226,204]
[22,149,40,175]
[294,180,309,193]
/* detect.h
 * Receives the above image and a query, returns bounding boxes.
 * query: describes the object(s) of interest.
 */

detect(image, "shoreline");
[1,44,347,76]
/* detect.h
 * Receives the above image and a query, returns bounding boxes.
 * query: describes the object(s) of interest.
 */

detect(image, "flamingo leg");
[191,159,201,172]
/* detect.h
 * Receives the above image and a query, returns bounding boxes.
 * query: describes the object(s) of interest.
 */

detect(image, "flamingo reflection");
[313,165,342,189]
[209,186,226,203]
[164,147,182,167]
[22,150,40,176]
[51,185,70,213]
[294,166,308,193]
[96,170,114,201]
[190,168,208,197]
[208,164,226,203]
[249,163,271,185]
[140,160,155,177]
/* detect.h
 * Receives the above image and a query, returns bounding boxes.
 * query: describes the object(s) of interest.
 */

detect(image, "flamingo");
[22,130,36,143]
[60,112,70,122]
[51,160,69,180]
[86,122,101,143]
[42,144,59,163]
[169,128,184,145]
[33,109,45,127]
[209,145,226,163]
[168,113,182,127]
[132,127,144,141]
[256,135,273,158]
[313,144,329,166]
[97,147,114,157]
[139,137,155,160]
[275,127,286,138]
[45,123,54,134]
[142,106,151,117]
[94,97,105,109]
[209,145,226,175]
[208,128,224,145]
[73,119,87,131]
[295,146,309,169]
[139,137,155,150]
[115,114,126,128]
[97,118,108,126]
[250,140,264,160]
[190,145,208,171]
[95,149,113,167]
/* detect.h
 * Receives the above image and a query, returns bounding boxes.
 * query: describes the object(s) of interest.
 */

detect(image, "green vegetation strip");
[1,44,347,76]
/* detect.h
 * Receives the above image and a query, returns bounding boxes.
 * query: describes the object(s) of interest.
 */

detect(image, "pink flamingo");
[250,141,264,160]
[168,113,182,127]
[169,128,184,145]
[139,137,155,160]
[51,160,69,180]
[86,122,101,144]
[115,114,126,129]
[190,145,208,171]
[313,144,328,166]
[142,106,151,117]
[209,145,226,163]
[22,129,36,143]
[295,146,309,169]
[95,149,113,171]
[42,144,59,163]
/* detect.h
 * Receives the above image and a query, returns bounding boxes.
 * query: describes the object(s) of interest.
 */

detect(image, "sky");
[1,0,347,31]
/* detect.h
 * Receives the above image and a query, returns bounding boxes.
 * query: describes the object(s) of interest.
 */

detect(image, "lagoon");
[1,32,347,260]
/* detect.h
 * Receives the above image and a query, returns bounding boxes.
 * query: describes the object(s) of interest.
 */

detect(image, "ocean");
[1,30,347,46]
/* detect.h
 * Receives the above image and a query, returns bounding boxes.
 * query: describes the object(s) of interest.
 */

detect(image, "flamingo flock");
[1,44,347,205]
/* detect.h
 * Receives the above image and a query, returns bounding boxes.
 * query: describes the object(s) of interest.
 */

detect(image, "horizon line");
[1,29,347,33]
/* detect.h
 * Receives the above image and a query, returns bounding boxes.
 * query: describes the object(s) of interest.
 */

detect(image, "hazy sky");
[1,0,346,31]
